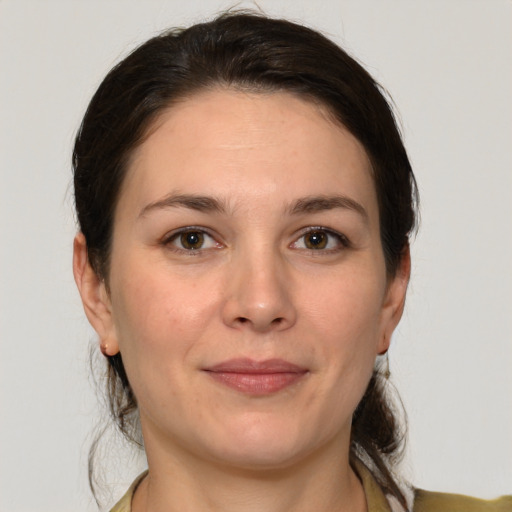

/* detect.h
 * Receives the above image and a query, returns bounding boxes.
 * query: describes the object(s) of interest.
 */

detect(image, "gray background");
[1,1,511,510]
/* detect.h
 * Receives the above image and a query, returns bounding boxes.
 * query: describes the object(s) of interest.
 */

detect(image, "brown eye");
[304,230,328,249]
[290,228,348,252]
[180,231,204,250]
[165,228,220,254]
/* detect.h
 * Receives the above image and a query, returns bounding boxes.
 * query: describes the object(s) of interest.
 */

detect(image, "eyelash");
[291,227,351,253]
[161,226,351,255]
[162,226,221,255]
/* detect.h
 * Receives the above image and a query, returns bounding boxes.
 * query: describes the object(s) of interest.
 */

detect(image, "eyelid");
[290,226,351,251]
[159,225,350,255]
[161,226,223,253]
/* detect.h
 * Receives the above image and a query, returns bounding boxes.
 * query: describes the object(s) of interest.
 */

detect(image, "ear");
[73,232,119,356]
[377,246,411,355]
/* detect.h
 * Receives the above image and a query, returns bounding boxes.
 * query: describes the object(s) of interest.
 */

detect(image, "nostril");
[234,316,285,328]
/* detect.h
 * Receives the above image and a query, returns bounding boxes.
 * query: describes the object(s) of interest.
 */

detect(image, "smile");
[203,358,309,395]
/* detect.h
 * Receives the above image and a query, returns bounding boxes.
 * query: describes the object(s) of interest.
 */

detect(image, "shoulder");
[414,488,512,512]
[110,471,148,512]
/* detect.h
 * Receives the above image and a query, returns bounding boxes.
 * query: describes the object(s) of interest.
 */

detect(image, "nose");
[221,249,297,333]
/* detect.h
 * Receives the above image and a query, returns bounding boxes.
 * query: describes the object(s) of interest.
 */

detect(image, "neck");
[132,427,366,512]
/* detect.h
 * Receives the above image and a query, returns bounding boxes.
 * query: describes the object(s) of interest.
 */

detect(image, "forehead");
[119,89,377,221]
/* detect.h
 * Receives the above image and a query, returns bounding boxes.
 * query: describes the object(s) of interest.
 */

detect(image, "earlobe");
[378,246,411,355]
[73,233,120,356]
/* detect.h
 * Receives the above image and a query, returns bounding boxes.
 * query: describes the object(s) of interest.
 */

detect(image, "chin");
[202,415,324,471]
[211,443,306,472]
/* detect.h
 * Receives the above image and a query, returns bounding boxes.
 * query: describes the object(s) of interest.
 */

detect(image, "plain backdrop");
[1,1,511,511]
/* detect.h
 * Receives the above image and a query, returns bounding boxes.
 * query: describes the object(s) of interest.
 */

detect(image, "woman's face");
[83,89,408,469]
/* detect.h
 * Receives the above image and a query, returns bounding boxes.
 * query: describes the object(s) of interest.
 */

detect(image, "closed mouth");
[203,358,308,395]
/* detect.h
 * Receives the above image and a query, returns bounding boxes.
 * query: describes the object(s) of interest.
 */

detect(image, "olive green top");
[110,463,512,511]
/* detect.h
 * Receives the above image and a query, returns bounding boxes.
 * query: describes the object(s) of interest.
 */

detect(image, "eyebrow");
[288,195,368,222]
[139,193,227,218]
[138,192,368,222]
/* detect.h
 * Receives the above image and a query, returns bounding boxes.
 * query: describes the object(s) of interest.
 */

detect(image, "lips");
[203,358,308,395]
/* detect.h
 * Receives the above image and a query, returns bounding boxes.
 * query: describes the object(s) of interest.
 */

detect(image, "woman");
[72,12,511,512]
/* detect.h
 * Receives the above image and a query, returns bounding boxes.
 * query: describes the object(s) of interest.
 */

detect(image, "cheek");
[302,268,386,348]
[109,262,223,370]
[301,266,386,396]
[108,265,227,424]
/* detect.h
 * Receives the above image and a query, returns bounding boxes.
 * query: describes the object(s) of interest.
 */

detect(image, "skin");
[74,89,410,512]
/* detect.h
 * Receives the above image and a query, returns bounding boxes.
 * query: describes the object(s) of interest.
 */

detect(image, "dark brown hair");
[73,11,417,509]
